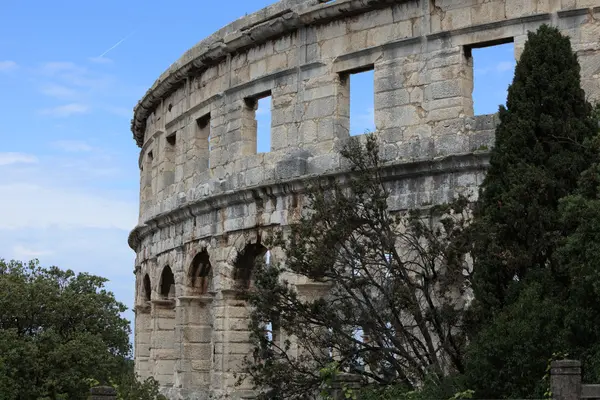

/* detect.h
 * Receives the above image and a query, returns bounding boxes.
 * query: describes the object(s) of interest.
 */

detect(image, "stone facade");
[129,0,600,398]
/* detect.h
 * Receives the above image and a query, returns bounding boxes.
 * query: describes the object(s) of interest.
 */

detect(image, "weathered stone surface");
[131,1,600,399]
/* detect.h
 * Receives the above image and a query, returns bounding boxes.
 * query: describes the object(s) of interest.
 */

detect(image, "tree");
[464,25,600,398]
[0,258,164,400]
[468,24,599,326]
[241,135,472,399]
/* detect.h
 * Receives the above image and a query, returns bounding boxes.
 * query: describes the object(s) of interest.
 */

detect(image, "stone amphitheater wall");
[129,0,600,398]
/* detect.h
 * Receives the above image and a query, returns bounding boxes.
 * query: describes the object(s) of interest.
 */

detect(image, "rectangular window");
[465,39,515,115]
[244,91,272,154]
[161,132,176,190]
[196,113,211,171]
[345,68,375,136]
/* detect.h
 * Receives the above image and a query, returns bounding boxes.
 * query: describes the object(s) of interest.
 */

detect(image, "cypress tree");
[464,25,600,399]
[469,24,598,324]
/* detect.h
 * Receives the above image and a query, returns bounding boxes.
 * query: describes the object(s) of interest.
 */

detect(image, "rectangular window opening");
[255,94,272,153]
[465,38,515,116]
[347,67,375,137]
[166,132,176,146]
[196,113,211,171]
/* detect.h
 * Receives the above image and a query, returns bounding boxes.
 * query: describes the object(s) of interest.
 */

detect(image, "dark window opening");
[196,113,211,171]
[143,274,151,301]
[148,151,153,161]
[189,250,212,295]
[233,242,268,289]
[465,38,515,115]
[160,266,176,299]
[166,132,176,146]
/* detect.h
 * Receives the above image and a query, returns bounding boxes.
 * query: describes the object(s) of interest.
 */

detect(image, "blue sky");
[0,1,514,341]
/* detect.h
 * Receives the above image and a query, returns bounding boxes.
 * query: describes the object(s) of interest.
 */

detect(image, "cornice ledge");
[127,151,490,251]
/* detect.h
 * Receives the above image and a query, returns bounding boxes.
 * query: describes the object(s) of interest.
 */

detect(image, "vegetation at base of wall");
[464,25,600,398]
[240,133,474,399]
[0,259,163,400]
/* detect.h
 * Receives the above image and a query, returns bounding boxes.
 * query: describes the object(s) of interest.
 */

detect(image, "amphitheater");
[129,0,600,398]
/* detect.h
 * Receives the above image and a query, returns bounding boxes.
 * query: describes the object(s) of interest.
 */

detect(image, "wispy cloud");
[39,103,89,117]
[496,61,516,72]
[475,60,516,76]
[0,183,137,230]
[0,152,38,166]
[40,83,79,100]
[12,245,54,259]
[89,56,113,64]
[51,140,94,152]
[0,60,17,72]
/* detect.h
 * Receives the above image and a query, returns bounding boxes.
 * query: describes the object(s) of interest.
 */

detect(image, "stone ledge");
[128,151,490,251]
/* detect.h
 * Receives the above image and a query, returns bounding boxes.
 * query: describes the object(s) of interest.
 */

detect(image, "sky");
[0,1,515,342]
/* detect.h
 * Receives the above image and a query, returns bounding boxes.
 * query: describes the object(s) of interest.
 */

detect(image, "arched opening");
[189,250,212,295]
[233,242,268,289]
[143,274,152,301]
[159,266,175,299]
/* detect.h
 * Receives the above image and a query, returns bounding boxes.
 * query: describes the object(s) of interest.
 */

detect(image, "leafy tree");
[241,135,473,399]
[464,25,600,398]
[0,258,163,400]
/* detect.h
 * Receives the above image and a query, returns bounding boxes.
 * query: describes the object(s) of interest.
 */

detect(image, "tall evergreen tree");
[464,26,600,398]
[468,24,598,325]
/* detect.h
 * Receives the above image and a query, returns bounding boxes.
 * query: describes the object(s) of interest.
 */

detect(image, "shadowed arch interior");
[160,266,175,298]
[234,242,268,289]
[189,250,212,295]
[143,274,152,301]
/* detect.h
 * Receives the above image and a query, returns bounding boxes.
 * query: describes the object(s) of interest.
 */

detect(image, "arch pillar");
[211,288,255,398]
[150,298,176,388]
[134,301,152,379]
[174,295,214,396]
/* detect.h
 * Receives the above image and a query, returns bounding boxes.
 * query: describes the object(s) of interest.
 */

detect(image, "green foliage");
[241,134,473,399]
[0,258,163,400]
[469,24,598,326]
[465,25,600,398]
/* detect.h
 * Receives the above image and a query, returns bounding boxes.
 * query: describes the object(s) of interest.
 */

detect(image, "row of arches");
[140,243,271,302]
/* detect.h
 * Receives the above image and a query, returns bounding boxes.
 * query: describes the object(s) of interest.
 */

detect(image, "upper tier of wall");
[129,0,600,248]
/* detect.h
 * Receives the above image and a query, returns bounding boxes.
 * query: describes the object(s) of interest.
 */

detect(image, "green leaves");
[0,259,136,399]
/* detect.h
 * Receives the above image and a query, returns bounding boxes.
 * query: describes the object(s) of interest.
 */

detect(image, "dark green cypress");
[469,24,598,324]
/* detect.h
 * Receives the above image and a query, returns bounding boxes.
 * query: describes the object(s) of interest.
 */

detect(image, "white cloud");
[40,61,83,76]
[0,183,137,231]
[89,56,113,64]
[39,103,89,117]
[0,60,17,72]
[0,152,38,166]
[12,245,54,259]
[52,140,94,152]
[40,83,79,100]
[496,61,516,72]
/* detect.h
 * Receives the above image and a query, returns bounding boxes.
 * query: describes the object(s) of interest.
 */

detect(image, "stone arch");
[188,250,213,295]
[159,265,176,299]
[233,242,268,289]
[143,273,152,301]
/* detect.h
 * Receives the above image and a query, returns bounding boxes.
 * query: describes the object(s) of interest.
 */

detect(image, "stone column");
[134,301,152,380]
[212,289,255,398]
[551,359,581,400]
[150,299,176,389]
[174,295,214,397]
